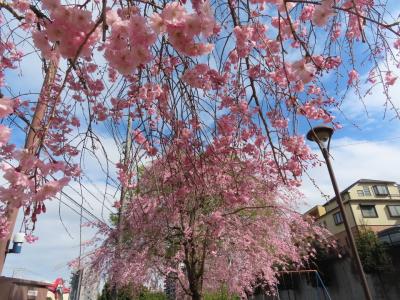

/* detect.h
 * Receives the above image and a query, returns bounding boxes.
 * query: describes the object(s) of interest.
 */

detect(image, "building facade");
[305,179,400,247]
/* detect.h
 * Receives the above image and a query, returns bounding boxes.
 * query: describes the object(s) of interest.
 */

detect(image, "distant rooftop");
[357,179,397,184]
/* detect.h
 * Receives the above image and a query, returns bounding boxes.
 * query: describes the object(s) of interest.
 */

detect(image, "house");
[305,179,400,247]
[0,276,69,300]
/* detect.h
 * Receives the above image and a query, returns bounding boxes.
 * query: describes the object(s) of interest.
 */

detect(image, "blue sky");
[3,71,400,284]
[1,0,400,288]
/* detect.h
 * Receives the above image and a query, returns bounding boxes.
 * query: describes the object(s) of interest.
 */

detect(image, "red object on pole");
[47,278,70,299]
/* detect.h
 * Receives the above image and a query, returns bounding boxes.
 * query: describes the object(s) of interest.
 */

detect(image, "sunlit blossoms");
[1,0,400,297]
[0,97,14,118]
[151,2,217,56]
[105,14,156,75]
[90,134,330,298]
[33,1,100,59]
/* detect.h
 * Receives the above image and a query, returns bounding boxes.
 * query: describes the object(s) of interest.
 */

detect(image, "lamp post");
[306,125,373,300]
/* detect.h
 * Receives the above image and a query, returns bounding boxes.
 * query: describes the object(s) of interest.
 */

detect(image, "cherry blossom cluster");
[1,0,400,296]
[105,12,156,75]
[151,1,217,56]
[91,130,331,297]
[33,0,100,59]
[182,64,227,90]
[0,38,23,87]
[0,95,75,238]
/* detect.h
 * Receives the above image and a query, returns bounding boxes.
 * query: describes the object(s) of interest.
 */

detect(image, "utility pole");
[0,59,58,274]
[306,125,373,300]
[116,111,132,231]
[321,147,373,300]
[111,105,133,300]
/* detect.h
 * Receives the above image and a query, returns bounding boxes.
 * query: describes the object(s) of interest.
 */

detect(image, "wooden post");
[0,59,58,274]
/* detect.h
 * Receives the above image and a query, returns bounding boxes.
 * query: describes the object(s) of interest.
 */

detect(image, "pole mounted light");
[306,125,373,300]
[306,125,334,151]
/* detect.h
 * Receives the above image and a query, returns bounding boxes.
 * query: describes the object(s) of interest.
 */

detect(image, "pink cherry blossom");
[34,177,70,202]
[385,71,397,85]
[0,125,11,147]
[182,64,226,90]
[292,60,317,83]
[0,97,14,118]
[300,5,315,22]
[348,69,359,85]
[25,234,39,244]
[1,0,399,297]
[41,0,60,11]
[313,0,335,27]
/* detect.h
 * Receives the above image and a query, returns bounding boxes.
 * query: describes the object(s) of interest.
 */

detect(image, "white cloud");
[2,179,118,283]
[300,137,400,213]
[3,199,93,282]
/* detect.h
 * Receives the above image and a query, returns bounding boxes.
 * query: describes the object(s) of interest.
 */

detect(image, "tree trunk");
[191,289,202,300]
[188,270,202,300]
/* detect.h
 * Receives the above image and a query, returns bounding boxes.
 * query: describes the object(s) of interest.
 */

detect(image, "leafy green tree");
[203,286,239,300]
[98,282,133,300]
[356,228,392,273]
[98,283,167,300]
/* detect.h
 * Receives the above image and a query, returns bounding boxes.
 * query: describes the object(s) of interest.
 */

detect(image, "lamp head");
[306,125,334,149]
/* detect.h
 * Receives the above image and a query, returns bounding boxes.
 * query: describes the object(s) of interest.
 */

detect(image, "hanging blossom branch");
[0,0,399,297]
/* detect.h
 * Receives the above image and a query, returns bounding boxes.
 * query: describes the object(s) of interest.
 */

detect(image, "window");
[387,205,400,217]
[363,186,371,196]
[357,186,371,197]
[373,185,389,196]
[379,234,391,245]
[360,204,378,218]
[378,227,400,246]
[333,212,343,225]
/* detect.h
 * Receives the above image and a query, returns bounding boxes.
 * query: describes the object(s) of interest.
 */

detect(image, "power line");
[57,195,93,223]
[48,173,114,223]
[80,173,118,206]
[60,190,107,225]
[65,182,114,214]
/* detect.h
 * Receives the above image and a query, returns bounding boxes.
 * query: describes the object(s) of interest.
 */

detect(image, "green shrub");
[356,228,391,273]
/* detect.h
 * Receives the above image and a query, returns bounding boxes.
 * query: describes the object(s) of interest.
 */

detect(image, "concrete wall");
[251,254,400,300]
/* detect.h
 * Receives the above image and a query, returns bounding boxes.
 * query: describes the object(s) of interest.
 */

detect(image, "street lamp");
[306,125,373,300]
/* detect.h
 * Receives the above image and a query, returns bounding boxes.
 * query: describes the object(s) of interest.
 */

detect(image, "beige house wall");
[318,202,357,235]
[350,201,400,226]
[323,199,339,212]
[348,183,400,201]
[318,182,400,234]
[309,181,400,249]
